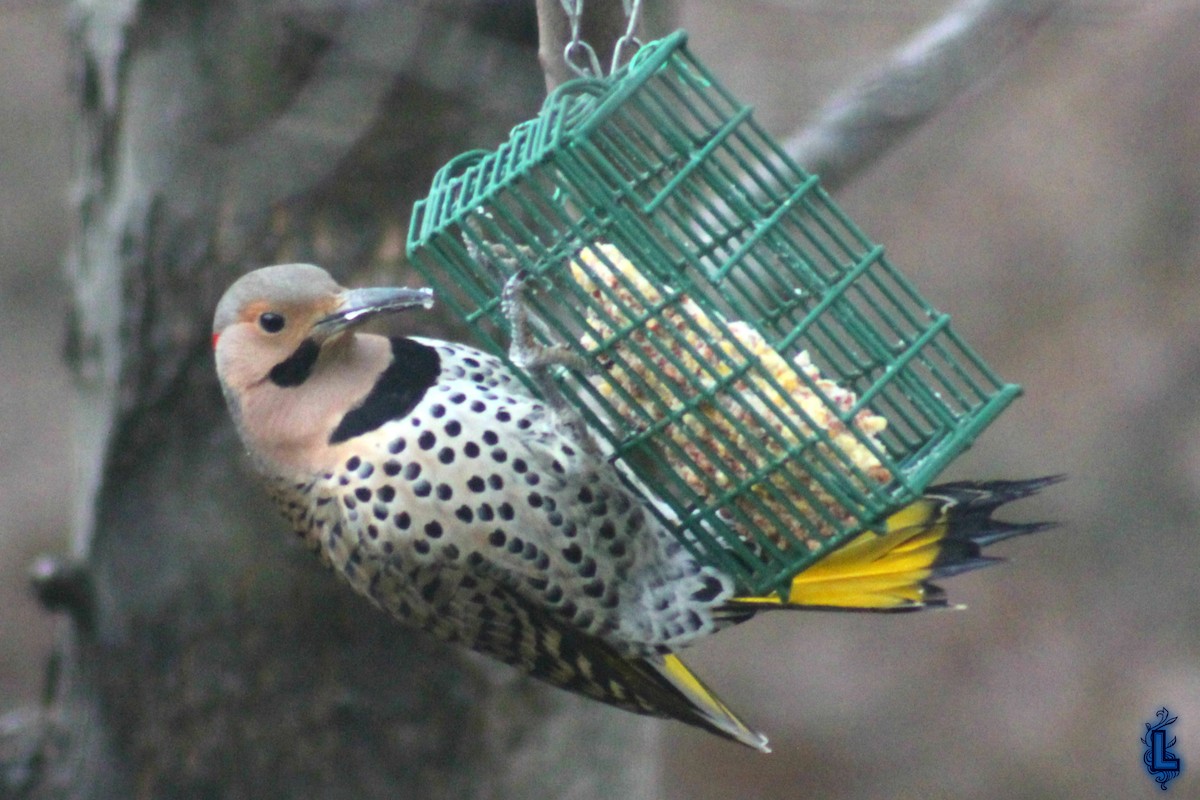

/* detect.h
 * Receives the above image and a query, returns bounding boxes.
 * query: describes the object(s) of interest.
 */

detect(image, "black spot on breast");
[329,338,441,444]
[269,338,320,387]
[691,575,725,603]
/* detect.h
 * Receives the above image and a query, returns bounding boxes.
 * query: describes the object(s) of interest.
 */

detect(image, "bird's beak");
[313,286,435,338]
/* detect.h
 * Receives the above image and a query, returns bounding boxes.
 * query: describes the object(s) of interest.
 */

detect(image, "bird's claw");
[501,270,587,374]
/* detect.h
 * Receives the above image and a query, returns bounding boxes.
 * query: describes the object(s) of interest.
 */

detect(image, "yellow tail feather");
[730,478,1057,612]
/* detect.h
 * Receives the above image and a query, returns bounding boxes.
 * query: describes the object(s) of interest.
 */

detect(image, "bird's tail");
[727,476,1062,613]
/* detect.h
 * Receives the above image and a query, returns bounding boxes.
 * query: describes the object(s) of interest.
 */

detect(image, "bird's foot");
[501,269,587,373]
[501,270,602,456]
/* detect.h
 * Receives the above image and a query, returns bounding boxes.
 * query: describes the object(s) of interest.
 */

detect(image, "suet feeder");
[407,31,1020,596]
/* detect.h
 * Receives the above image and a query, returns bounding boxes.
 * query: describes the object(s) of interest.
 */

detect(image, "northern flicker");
[212,263,1056,752]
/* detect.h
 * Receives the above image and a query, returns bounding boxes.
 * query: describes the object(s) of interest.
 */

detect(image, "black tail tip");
[931,475,1066,509]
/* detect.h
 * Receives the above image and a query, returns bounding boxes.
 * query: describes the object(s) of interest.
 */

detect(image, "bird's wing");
[438,574,768,751]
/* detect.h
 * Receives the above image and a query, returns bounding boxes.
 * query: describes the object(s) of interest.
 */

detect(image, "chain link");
[610,0,643,74]
[559,0,600,78]
[558,0,643,79]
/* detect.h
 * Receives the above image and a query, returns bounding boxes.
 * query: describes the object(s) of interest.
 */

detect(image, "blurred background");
[2,1,1197,797]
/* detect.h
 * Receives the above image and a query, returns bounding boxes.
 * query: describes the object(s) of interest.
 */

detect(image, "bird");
[212,263,1057,752]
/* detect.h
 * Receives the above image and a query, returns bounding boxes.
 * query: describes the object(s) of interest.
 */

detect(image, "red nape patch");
[212,332,220,350]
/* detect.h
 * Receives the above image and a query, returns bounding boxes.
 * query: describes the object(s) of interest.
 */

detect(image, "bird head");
[212,264,433,473]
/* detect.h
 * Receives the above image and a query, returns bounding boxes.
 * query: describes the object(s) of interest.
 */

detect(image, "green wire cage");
[407,30,1020,596]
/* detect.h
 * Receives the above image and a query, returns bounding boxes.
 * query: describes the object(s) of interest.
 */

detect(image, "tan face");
[212,263,434,475]
[214,295,341,395]
[212,263,343,394]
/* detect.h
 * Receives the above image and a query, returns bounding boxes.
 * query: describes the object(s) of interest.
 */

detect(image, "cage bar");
[407,31,1019,595]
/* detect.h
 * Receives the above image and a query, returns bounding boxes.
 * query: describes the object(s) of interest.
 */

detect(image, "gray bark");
[10,2,663,797]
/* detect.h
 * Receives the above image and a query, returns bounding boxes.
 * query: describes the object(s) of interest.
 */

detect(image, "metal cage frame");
[407,30,1020,595]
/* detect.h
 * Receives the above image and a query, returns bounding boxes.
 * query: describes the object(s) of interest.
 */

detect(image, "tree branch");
[786,0,1063,191]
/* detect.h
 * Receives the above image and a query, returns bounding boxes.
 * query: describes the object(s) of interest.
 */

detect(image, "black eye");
[258,312,286,333]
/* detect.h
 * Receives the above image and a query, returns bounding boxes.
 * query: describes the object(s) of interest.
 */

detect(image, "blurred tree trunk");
[13,1,670,798]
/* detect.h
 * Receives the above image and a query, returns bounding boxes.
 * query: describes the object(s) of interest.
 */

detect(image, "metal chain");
[610,0,643,74]
[559,0,601,78]
[558,0,643,79]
